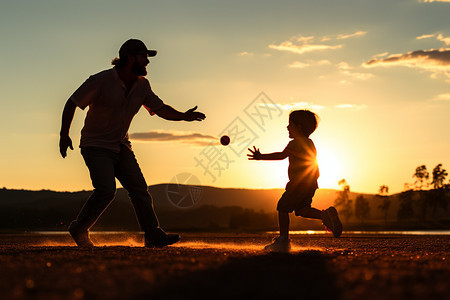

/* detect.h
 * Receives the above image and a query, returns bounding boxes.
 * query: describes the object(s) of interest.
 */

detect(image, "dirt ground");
[0,232,449,300]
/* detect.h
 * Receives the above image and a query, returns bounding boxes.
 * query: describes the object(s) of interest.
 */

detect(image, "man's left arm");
[155,104,206,121]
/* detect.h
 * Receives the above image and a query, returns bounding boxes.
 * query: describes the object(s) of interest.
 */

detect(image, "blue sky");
[0,0,449,193]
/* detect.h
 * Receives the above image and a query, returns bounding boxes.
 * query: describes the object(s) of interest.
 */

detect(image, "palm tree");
[413,165,430,221]
[379,185,389,196]
[413,165,429,191]
[355,195,370,224]
[335,179,352,221]
[429,164,449,216]
[397,190,414,220]
[431,164,448,190]
[377,185,390,224]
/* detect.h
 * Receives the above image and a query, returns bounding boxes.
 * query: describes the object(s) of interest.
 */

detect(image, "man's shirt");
[70,68,164,152]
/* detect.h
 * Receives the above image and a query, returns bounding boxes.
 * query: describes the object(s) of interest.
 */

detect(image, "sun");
[316,147,344,190]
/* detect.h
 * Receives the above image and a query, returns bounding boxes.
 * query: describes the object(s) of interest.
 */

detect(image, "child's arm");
[247,146,288,161]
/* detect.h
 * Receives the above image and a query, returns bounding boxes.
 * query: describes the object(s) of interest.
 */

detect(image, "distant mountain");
[154,184,340,212]
[0,185,341,231]
[0,186,448,231]
[0,185,339,212]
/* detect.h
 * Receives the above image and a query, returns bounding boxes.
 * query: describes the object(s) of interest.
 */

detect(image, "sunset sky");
[0,0,449,194]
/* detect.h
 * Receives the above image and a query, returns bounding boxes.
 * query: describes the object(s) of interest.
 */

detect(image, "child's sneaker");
[264,236,291,252]
[321,207,343,238]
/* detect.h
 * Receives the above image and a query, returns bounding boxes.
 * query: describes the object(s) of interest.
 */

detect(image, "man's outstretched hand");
[59,135,74,158]
[184,106,206,122]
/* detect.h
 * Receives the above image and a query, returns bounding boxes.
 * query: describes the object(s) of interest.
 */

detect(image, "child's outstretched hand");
[247,146,262,160]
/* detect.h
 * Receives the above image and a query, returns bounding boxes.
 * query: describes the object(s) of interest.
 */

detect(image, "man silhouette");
[59,39,205,247]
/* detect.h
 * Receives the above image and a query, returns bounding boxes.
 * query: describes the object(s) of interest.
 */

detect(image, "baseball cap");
[119,39,157,58]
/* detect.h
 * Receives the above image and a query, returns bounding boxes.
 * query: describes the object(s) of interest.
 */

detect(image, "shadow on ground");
[145,250,340,300]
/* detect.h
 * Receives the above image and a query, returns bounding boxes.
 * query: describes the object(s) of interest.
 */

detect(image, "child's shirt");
[284,137,320,189]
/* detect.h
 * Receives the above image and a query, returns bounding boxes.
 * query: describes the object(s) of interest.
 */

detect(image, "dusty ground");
[0,232,449,300]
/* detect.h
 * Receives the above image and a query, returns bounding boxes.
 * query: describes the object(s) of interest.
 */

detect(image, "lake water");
[22,230,450,236]
[267,230,450,235]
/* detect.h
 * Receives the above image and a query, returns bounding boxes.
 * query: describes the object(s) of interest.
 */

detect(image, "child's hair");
[289,110,319,137]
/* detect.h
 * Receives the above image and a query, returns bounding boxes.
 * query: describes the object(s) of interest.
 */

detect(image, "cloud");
[434,93,450,101]
[269,41,342,55]
[289,59,373,80]
[336,31,367,40]
[288,61,310,69]
[295,35,315,43]
[288,59,331,69]
[437,34,450,45]
[372,52,389,58]
[363,48,450,79]
[264,101,367,111]
[415,33,450,45]
[321,31,367,41]
[129,130,217,146]
[335,104,367,110]
[337,62,374,80]
[423,0,450,2]
[282,102,325,111]
[416,34,436,40]
[269,31,366,56]
[261,102,324,111]
[238,51,254,56]
[272,32,373,81]
[337,62,351,70]
[317,59,332,65]
[340,70,374,80]
[262,101,368,111]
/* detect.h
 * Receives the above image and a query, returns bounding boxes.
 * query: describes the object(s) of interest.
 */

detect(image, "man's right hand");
[59,135,74,158]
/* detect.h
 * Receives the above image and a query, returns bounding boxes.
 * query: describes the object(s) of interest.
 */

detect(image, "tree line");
[334,164,449,224]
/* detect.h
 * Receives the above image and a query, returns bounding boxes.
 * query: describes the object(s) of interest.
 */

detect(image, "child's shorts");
[276,181,317,214]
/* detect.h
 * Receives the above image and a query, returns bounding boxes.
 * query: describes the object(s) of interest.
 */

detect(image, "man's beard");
[132,62,147,76]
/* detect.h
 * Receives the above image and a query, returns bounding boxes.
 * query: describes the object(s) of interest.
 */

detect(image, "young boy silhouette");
[248,110,342,252]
